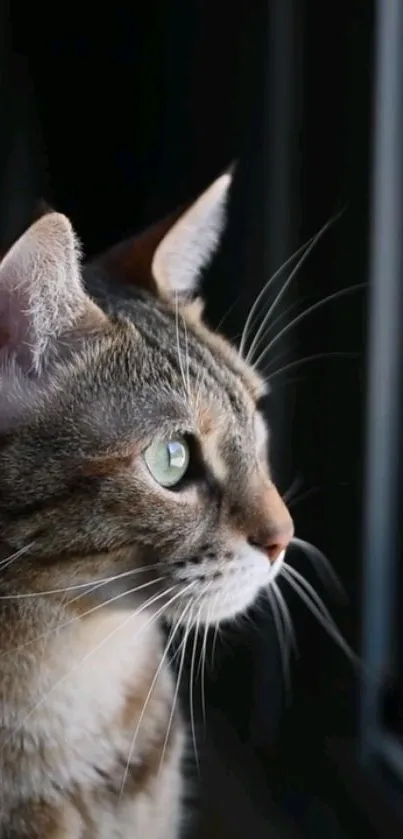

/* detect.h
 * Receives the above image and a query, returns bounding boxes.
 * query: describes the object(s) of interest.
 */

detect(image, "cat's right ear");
[0,212,106,375]
[91,168,234,306]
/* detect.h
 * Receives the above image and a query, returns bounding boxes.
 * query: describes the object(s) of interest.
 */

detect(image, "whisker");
[281,565,360,668]
[283,474,305,504]
[254,283,366,371]
[246,213,343,364]
[158,602,195,779]
[239,228,327,358]
[0,584,179,753]
[195,584,213,730]
[56,576,167,634]
[264,351,360,383]
[243,300,301,370]
[266,585,292,701]
[211,593,221,672]
[255,298,301,353]
[272,581,298,655]
[66,566,161,607]
[0,577,166,659]
[0,542,35,573]
[192,363,204,413]
[0,564,161,601]
[284,564,339,624]
[214,296,241,334]
[0,542,35,571]
[200,613,210,730]
[182,313,191,397]
[287,486,320,509]
[174,293,190,400]
[119,586,195,799]
[189,608,202,773]
[195,582,212,683]
[291,536,345,597]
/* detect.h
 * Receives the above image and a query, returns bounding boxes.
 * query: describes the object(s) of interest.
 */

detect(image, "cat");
[0,170,294,838]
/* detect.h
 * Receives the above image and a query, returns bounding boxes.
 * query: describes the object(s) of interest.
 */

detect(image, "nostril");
[248,526,294,564]
[266,541,287,563]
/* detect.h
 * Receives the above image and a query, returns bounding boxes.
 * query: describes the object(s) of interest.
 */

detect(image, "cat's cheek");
[167,539,283,625]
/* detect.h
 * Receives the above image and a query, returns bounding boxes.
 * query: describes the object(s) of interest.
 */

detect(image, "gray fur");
[0,174,293,837]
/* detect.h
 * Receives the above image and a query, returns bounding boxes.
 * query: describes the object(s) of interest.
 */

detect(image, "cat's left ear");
[92,169,233,303]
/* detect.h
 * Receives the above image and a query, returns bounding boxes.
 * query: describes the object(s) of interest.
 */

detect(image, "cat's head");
[0,172,293,625]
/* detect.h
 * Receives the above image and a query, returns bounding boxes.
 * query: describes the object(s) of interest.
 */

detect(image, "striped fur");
[0,173,293,837]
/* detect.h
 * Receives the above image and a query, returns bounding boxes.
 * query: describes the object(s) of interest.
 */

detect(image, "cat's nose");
[248,484,294,563]
[250,525,294,563]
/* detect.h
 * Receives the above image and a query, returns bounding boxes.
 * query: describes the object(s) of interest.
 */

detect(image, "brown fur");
[0,172,293,837]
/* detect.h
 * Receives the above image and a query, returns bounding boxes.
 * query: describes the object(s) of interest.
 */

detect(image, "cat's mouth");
[163,543,286,626]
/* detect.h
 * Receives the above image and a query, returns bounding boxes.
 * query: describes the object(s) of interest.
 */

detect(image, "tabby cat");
[0,171,293,838]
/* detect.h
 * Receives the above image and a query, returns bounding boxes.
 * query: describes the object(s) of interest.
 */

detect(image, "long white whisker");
[0,577,166,659]
[119,587,195,799]
[0,564,161,601]
[281,566,359,667]
[0,584,179,753]
[254,283,366,371]
[189,609,201,773]
[0,543,35,573]
[256,298,301,351]
[66,576,165,615]
[158,603,195,779]
[264,351,360,383]
[283,474,305,504]
[291,536,345,597]
[196,585,213,730]
[287,486,320,509]
[284,565,338,624]
[246,215,341,364]
[174,293,189,400]
[181,312,191,397]
[239,229,325,358]
[200,617,209,730]
[211,593,221,672]
[214,296,241,334]
[272,581,298,654]
[266,585,292,701]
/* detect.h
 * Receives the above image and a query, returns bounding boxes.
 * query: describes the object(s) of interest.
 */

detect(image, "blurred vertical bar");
[360,0,403,764]
[250,0,302,749]
[263,0,301,485]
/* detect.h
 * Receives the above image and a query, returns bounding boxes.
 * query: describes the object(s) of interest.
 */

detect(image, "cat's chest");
[0,605,186,835]
[12,609,176,790]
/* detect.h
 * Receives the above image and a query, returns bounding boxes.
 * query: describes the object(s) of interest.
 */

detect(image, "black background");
[0,2,385,836]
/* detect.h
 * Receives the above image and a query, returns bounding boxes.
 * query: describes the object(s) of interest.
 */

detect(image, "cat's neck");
[0,594,179,812]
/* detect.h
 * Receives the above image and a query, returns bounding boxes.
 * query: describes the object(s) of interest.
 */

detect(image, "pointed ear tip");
[213,170,233,200]
[32,211,76,237]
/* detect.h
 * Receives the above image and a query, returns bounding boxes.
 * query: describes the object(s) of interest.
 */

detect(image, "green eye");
[143,437,190,488]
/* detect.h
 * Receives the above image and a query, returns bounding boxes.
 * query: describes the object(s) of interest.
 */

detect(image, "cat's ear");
[92,170,233,302]
[151,171,232,299]
[0,212,105,374]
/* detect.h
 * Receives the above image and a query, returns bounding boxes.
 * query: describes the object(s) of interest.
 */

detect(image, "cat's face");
[0,173,293,627]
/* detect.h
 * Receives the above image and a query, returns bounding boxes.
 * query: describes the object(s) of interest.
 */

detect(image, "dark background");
[1,2,396,837]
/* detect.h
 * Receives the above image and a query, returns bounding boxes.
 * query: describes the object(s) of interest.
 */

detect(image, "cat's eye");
[143,437,190,488]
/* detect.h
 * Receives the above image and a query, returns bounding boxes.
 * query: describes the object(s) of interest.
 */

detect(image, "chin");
[165,546,286,627]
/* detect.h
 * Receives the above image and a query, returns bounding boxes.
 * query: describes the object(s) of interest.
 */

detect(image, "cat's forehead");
[64,309,265,448]
[113,294,265,401]
[125,302,264,413]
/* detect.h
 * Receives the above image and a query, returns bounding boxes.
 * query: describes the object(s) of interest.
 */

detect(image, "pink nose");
[262,527,294,563]
[248,483,294,563]
[249,524,294,563]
